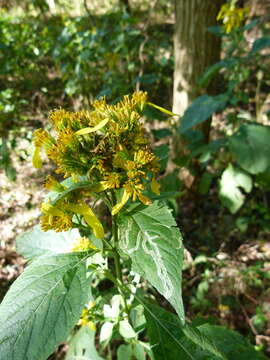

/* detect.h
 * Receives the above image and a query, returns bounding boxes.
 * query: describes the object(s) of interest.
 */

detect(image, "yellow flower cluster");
[217,3,249,33]
[72,237,97,252]
[33,92,161,235]
[78,302,97,331]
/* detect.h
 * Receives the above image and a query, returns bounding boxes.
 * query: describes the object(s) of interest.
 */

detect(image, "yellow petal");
[138,193,151,206]
[151,177,160,195]
[88,321,96,331]
[84,214,104,239]
[75,118,109,135]
[147,102,179,117]
[111,189,130,215]
[41,203,65,217]
[67,203,104,239]
[32,147,42,168]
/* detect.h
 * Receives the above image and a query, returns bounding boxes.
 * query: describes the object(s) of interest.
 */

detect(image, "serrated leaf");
[182,323,225,360]
[0,253,89,360]
[228,123,270,175]
[144,303,196,360]
[65,326,104,360]
[219,164,252,214]
[16,226,80,260]
[179,95,228,134]
[144,304,233,360]
[118,201,184,323]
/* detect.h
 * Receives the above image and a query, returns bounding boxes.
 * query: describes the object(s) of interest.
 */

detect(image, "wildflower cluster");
[33,91,160,236]
[217,2,249,33]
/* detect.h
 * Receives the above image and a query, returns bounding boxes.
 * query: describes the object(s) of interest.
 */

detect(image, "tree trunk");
[119,0,131,12]
[173,0,223,116]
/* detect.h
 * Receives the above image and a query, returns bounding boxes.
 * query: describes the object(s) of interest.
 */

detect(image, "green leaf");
[228,123,270,175]
[45,176,91,204]
[65,326,104,360]
[219,164,252,214]
[251,37,270,53]
[119,319,136,339]
[182,323,226,360]
[118,201,184,323]
[16,226,80,260]
[144,303,194,360]
[179,95,228,134]
[153,144,169,172]
[198,59,238,88]
[0,253,89,360]
[145,304,266,360]
[188,324,267,360]
[117,344,133,360]
[198,172,213,195]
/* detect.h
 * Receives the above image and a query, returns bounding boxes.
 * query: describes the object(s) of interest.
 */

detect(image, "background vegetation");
[0,0,270,358]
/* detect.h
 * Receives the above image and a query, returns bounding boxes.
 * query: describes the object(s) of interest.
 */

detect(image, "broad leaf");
[229,123,270,175]
[0,253,89,360]
[251,37,270,53]
[144,304,224,360]
[118,201,184,323]
[219,164,252,214]
[16,226,80,260]
[145,304,266,360]
[65,326,104,360]
[178,95,228,134]
[198,59,238,88]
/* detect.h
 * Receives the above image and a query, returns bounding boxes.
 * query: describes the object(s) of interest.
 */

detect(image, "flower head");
[217,3,249,33]
[33,91,161,232]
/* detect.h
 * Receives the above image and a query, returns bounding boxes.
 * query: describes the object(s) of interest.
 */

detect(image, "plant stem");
[111,192,129,315]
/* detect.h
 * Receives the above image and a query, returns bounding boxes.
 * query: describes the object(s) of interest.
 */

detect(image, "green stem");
[111,191,129,315]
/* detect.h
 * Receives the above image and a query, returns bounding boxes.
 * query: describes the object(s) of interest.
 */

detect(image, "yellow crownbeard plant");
[33,91,161,238]
[217,2,249,33]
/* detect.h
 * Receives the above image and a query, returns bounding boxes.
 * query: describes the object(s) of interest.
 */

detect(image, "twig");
[237,296,258,336]
[83,0,96,27]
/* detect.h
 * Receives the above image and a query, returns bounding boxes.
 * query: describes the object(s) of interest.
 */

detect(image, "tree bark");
[173,0,223,116]
[119,0,131,12]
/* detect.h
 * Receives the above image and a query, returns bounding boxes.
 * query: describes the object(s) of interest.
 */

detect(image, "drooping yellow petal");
[138,193,151,206]
[67,203,104,239]
[147,102,179,117]
[111,189,130,215]
[75,118,109,135]
[32,147,42,168]
[41,203,65,217]
[151,177,160,195]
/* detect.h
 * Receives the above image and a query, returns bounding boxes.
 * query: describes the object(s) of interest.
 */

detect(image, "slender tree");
[173,0,223,117]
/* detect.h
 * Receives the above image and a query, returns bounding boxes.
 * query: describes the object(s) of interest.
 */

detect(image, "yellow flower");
[40,202,73,232]
[72,236,98,252]
[78,309,96,331]
[44,175,66,192]
[134,149,155,166]
[111,180,151,215]
[101,173,121,190]
[217,3,249,33]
